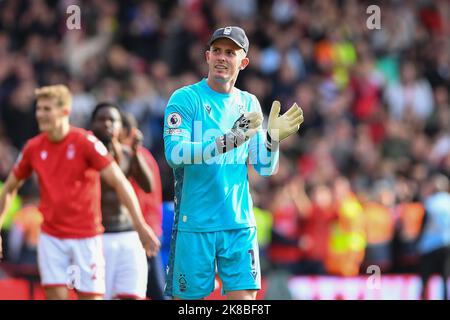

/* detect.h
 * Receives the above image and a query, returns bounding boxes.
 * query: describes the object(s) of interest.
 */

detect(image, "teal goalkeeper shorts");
[164,227,261,299]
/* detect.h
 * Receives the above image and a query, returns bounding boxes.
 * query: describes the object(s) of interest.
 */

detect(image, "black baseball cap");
[208,26,249,53]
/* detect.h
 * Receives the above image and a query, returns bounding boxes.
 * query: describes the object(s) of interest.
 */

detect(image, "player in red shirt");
[121,113,166,299]
[0,85,160,300]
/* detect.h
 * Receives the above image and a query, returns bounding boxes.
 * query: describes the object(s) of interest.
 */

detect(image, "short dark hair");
[91,102,123,123]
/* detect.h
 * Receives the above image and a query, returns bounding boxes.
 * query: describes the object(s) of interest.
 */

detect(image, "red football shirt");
[13,127,113,238]
[130,146,163,237]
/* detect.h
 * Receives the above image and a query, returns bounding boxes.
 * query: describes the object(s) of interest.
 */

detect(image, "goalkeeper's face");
[206,38,249,84]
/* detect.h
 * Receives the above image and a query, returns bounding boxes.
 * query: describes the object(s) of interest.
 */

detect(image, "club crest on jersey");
[178,273,187,292]
[167,112,182,128]
[40,150,48,160]
[204,104,212,115]
[67,144,76,160]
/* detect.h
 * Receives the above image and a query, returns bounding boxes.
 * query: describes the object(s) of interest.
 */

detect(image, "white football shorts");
[103,231,148,299]
[37,232,105,296]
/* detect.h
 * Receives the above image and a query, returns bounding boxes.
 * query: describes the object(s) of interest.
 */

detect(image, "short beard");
[213,74,228,83]
[93,131,112,148]
[213,73,238,85]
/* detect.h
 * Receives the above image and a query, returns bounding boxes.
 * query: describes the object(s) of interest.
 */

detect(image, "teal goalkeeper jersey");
[163,78,279,232]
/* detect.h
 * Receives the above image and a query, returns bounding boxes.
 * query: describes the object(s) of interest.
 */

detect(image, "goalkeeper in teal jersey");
[163,26,303,300]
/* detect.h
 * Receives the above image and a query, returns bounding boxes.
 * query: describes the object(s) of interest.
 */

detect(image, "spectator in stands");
[326,176,366,277]
[361,180,396,273]
[418,174,450,300]
[290,178,336,275]
[0,1,450,299]
[395,177,425,273]
[384,59,434,122]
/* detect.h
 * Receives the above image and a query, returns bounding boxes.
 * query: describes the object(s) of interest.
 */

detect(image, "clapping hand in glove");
[267,101,304,143]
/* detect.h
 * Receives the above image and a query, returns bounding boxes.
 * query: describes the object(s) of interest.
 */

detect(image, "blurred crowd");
[1,0,450,282]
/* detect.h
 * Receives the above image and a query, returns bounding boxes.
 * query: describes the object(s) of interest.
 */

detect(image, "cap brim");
[208,36,246,52]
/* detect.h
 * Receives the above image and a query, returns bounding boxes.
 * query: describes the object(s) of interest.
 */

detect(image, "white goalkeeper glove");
[216,112,263,154]
[266,100,304,150]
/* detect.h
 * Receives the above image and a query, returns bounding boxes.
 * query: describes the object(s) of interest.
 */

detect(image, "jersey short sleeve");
[13,141,34,181]
[83,132,113,171]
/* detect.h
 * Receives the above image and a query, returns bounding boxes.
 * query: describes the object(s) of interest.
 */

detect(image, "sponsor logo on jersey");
[67,144,76,160]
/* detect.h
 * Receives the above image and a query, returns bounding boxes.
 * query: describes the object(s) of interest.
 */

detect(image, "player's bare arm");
[0,172,24,259]
[100,162,161,256]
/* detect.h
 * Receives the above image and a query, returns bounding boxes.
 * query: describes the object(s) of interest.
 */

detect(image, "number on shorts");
[247,249,255,267]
